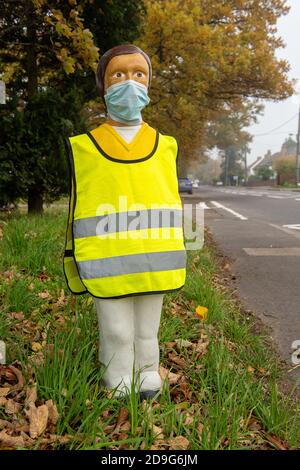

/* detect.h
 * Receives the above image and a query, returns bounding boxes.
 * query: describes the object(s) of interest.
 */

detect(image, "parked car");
[178,177,193,194]
[216,181,223,186]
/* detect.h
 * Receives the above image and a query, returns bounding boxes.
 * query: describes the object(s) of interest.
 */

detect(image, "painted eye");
[136,71,144,78]
[113,72,123,78]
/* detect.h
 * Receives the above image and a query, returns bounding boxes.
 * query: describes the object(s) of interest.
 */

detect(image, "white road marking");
[197,202,211,209]
[243,247,300,256]
[282,224,300,230]
[269,223,300,240]
[217,188,300,199]
[210,201,248,220]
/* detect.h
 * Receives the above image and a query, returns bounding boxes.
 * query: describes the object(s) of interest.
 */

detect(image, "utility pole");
[224,150,229,186]
[244,147,248,186]
[296,107,300,186]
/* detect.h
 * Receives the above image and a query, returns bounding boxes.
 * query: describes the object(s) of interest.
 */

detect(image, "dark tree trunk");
[28,186,43,215]
[26,2,42,215]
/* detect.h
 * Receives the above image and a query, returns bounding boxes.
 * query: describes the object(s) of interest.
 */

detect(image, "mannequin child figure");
[63,44,187,400]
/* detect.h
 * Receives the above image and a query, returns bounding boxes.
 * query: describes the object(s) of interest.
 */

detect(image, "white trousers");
[94,293,164,396]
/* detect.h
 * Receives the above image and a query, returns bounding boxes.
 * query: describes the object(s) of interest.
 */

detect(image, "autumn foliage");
[137,0,295,171]
[0,0,295,203]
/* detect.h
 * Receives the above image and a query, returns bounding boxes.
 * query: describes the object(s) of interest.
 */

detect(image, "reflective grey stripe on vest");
[77,250,186,280]
[73,209,183,239]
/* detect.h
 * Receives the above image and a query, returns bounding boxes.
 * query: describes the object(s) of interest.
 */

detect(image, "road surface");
[182,185,300,380]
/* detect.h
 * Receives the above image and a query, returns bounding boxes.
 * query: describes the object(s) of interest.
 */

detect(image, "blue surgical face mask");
[104,79,150,125]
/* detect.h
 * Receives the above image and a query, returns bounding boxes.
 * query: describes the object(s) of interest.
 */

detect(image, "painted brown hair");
[95,44,152,107]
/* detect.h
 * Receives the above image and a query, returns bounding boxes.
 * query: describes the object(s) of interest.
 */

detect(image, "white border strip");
[210,201,248,220]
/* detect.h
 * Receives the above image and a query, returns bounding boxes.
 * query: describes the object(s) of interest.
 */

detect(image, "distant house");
[249,137,297,176]
[247,156,264,176]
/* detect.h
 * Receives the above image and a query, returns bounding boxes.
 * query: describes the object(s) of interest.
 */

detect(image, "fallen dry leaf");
[28,351,45,367]
[261,431,289,450]
[25,403,49,439]
[168,352,186,368]
[45,400,59,426]
[0,397,7,406]
[14,422,30,434]
[0,365,24,396]
[152,424,164,438]
[0,430,25,449]
[197,422,204,442]
[0,419,14,430]
[164,341,177,348]
[116,408,129,427]
[184,413,194,426]
[247,417,262,432]
[5,398,22,415]
[38,290,52,300]
[178,382,193,400]
[37,273,50,282]
[159,366,181,385]
[2,270,15,281]
[120,421,131,432]
[8,312,24,321]
[194,340,209,356]
[0,365,18,384]
[175,339,193,349]
[40,434,74,445]
[0,387,10,398]
[110,408,129,436]
[104,424,116,433]
[169,435,189,450]
[25,384,37,406]
[56,289,67,306]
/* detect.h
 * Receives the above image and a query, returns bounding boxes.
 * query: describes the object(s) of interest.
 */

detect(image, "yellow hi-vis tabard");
[63,122,187,298]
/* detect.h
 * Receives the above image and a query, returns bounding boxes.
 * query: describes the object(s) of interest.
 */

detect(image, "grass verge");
[0,207,299,450]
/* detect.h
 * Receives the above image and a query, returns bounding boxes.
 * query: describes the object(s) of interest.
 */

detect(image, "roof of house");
[247,156,263,171]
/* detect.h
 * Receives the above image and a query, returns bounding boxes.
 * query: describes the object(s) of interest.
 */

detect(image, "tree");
[0,86,86,210]
[206,100,258,185]
[137,0,295,174]
[255,165,274,181]
[0,0,143,213]
[194,156,222,184]
[273,155,296,184]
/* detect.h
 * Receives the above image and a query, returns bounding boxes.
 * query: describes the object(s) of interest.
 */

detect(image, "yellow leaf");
[31,342,42,352]
[195,305,208,321]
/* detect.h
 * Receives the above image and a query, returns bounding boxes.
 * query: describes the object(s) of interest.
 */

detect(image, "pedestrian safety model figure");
[63,44,187,400]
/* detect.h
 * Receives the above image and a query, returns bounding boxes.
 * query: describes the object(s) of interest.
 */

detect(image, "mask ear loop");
[103,83,108,117]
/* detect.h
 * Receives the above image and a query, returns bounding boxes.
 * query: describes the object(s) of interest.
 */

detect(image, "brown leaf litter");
[0,361,74,449]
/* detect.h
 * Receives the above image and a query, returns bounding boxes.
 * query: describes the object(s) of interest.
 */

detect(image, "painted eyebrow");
[110,66,148,74]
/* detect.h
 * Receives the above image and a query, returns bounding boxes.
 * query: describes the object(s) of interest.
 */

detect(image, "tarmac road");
[181,185,300,381]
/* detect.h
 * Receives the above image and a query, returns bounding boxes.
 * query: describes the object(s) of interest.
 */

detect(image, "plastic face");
[104,53,149,93]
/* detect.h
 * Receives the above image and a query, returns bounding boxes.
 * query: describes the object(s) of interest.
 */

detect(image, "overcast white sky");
[246,0,300,165]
